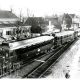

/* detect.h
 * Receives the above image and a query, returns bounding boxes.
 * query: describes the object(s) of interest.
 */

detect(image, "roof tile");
[0,10,18,18]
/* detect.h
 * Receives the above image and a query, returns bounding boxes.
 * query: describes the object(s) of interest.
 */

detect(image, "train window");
[1,49,5,56]
[9,50,16,57]
[0,69,2,76]
[6,31,11,35]
[0,48,4,56]
[57,37,59,40]
[0,51,2,56]
[23,30,26,33]
[9,51,14,57]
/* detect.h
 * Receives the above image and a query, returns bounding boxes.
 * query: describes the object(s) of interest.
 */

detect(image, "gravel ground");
[44,39,80,79]
[3,61,41,78]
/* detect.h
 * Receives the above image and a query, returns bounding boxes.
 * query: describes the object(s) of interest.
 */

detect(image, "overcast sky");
[0,0,80,17]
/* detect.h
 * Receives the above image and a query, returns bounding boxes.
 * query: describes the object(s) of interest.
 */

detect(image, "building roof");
[0,24,17,28]
[0,10,18,19]
[69,14,79,18]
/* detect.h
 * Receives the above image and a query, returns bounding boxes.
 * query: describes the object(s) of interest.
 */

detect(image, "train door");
[54,37,57,47]
[57,36,62,46]
[66,35,69,42]
[74,31,78,39]
[62,36,66,44]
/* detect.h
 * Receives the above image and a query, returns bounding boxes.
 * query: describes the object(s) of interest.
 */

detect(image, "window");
[3,67,7,73]
[23,30,25,33]
[0,33,2,36]
[9,50,16,57]
[13,29,16,35]
[9,51,14,57]
[6,31,11,35]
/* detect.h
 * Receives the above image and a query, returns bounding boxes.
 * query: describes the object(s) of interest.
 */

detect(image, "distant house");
[0,10,19,40]
[0,10,19,23]
[45,16,59,26]
[0,25,17,40]
[61,14,72,30]
[69,14,80,30]
[61,14,80,30]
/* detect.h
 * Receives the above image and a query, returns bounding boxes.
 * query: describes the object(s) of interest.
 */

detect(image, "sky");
[0,0,80,17]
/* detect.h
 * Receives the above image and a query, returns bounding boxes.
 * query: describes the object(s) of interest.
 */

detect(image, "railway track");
[22,41,75,78]
[39,40,77,78]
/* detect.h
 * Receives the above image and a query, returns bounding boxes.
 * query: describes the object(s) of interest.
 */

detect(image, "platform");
[45,38,80,79]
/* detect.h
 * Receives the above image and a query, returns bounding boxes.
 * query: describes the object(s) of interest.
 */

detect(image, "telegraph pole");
[27,8,29,17]
[20,9,22,22]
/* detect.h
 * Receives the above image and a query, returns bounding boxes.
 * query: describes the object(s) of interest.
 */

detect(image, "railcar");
[0,35,54,76]
[13,36,54,61]
[54,31,75,46]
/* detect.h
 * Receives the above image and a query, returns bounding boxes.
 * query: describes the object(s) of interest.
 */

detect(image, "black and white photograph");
[0,0,80,79]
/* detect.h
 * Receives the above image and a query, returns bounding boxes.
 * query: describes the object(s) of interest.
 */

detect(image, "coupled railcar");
[54,31,75,46]
[42,30,76,46]
[0,35,54,76]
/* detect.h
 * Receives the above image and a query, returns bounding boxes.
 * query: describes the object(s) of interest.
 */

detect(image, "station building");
[61,14,80,30]
[69,14,80,30]
[0,10,31,41]
[0,10,19,40]
[0,25,17,40]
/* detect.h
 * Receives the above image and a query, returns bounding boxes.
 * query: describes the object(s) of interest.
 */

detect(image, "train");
[0,36,54,76]
[54,31,76,46]
[0,30,79,77]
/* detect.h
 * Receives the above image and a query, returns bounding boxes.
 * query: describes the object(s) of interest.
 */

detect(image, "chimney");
[10,8,13,13]
[49,21,51,26]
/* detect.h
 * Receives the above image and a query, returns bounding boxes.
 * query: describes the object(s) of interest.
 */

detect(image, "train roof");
[2,36,54,50]
[55,31,74,37]
[75,28,80,32]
